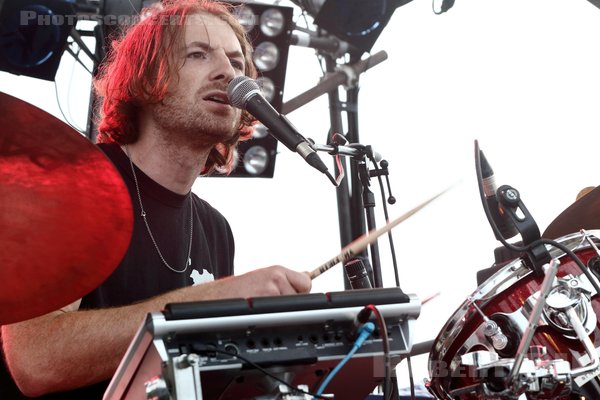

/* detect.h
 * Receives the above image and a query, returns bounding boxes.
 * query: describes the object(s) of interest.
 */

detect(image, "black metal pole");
[346,83,385,288]
[358,161,383,288]
[322,56,361,289]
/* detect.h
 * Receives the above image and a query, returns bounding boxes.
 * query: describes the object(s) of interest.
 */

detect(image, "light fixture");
[233,5,256,32]
[252,41,279,72]
[290,0,414,56]
[242,145,270,176]
[0,0,77,81]
[252,124,269,139]
[226,1,293,178]
[256,76,275,102]
[260,8,285,37]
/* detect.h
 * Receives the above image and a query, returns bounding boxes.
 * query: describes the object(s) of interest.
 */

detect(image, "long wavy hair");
[94,0,257,174]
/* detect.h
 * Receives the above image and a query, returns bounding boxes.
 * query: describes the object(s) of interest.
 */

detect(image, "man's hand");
[1,265,311,396]
[218,265,312,297]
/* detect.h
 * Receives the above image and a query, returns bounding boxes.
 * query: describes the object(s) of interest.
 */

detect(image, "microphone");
[290,31,353,56]
[479,150,519,241]
[344,258,372,290]
[441,0,455,12]
[227,76,330,176]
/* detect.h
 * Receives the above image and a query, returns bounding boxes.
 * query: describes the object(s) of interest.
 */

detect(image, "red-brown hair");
[94,0,257,174]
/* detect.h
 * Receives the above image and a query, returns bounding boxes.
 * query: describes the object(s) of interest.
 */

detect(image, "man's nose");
[211,51,237,82]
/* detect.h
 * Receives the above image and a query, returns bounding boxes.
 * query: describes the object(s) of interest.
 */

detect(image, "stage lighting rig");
[0,0,100,81]
[290,0,414,57]
[0,0,77,80]
[225,2,294,178]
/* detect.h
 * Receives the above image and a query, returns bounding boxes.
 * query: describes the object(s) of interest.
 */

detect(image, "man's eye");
[231,60,244,70]
[188,51,207,59]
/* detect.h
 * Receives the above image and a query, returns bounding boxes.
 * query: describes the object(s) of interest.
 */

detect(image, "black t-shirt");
[23,143,235,399]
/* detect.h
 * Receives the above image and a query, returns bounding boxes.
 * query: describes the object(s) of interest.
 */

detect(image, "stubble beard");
[151,91,240,151]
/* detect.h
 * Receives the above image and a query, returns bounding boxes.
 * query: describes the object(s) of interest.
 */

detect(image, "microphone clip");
[369,160,396,205]
[496,185,550,274]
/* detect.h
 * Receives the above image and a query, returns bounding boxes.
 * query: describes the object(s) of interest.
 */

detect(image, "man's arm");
[2,266,311,397]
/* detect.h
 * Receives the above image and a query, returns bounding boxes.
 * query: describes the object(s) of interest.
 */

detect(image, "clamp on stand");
[496,184,551,274]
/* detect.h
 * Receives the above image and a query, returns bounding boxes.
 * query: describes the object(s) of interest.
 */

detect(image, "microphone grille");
[344,258,367,277]
[227,76,260,109]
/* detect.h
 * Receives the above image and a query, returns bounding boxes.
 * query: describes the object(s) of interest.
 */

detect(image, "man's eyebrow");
[186,41,244,59]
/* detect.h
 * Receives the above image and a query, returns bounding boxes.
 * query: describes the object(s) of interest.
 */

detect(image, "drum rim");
[428,230,600,387]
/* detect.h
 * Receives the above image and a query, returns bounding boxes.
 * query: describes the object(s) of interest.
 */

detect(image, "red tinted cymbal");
[543,185,600,240]
[0,92,133,324]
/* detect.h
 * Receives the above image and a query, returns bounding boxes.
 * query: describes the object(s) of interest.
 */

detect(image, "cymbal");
[0,92,133,324]
[543,185,600,240]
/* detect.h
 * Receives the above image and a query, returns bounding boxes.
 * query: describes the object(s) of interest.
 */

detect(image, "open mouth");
[204,93,229,105]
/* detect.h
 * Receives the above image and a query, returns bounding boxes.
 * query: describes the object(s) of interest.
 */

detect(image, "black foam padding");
[164,298,250,320]
[251,292,329,313]
[163,287,409,320]
[328,287,409,306]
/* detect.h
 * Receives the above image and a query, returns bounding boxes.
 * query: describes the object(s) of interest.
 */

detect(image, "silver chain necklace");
[125,145,193,274]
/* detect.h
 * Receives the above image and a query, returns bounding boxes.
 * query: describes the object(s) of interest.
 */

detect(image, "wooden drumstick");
[309,186,454,280]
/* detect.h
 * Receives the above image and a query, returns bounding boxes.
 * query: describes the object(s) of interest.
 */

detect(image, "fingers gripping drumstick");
[309,186,454,280]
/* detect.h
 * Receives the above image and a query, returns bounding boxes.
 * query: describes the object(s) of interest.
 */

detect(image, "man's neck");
[123,135,209,195]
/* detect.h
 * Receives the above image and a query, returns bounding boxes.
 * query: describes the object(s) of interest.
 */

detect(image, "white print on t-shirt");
[190,268,215,286]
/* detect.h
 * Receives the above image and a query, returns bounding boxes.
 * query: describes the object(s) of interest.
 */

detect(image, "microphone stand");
[281,50,390,290]
[301,48,400,400]
[312,140,401,399]
[322,56,357,292]
[310,142,384,288]
[357,158,383,288]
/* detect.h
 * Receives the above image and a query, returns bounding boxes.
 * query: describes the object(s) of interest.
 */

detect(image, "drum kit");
[426,184,600,399]
[427,230,600,399]
[2,91,600,399]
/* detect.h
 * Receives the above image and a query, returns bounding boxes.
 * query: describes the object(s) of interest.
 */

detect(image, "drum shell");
[428,232,600,399]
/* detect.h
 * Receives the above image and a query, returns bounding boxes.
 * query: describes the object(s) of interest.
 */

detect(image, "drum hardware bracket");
[581,230,600,291]
[484,355,571,399]
[497,184,551,275]
[457,350,571,398]
[456,302,600,399]
[489,256,598,398]
[564,306,599,378]
[468,298,509,352]
[460,349,573,398]
[428,231,600,399]
[542,277,595,339]
[507,258,561,391]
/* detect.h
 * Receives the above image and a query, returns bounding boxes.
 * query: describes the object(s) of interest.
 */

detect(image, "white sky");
[2,0,600,389]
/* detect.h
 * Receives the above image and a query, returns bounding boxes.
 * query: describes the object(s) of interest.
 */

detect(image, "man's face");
[150,13,246,148]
